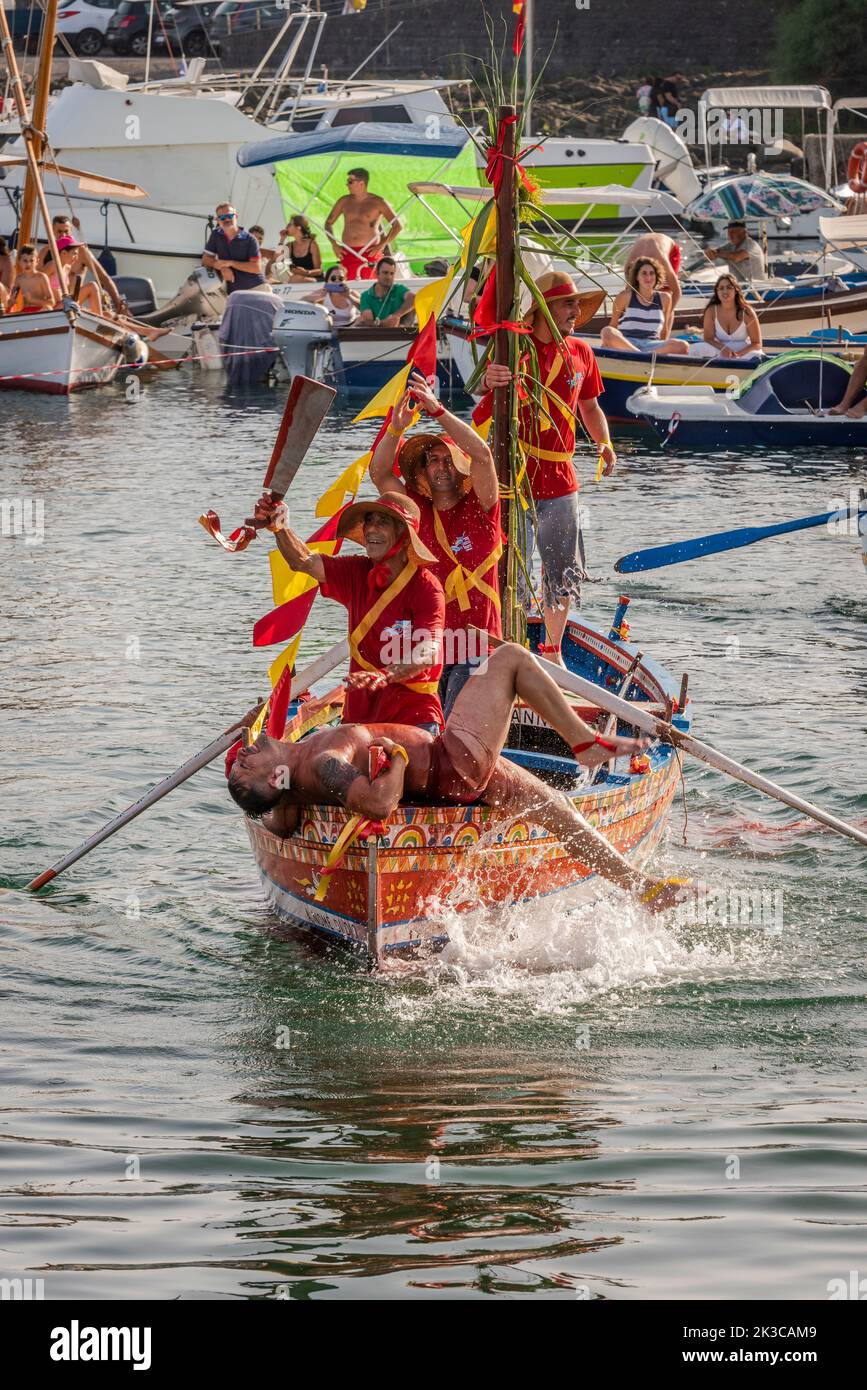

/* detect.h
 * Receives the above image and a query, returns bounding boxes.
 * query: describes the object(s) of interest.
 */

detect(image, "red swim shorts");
[340,244,382,281]
[669,243,682,275]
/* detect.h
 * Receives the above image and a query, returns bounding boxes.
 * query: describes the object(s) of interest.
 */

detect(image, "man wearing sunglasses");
[324,168,402,281]
[202,203,265,293]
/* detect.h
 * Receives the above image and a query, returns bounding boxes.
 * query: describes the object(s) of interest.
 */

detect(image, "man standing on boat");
[324,168,402,282]
[483,270,616,665]
[626,231,683,309]
[254,491,446,733]
[227,640,692,915]
[369,371,501,716]
[202,204,265,294]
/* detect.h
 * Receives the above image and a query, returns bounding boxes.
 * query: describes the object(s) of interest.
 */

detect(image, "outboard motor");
[138,267,227,327]
[271,300,335,381]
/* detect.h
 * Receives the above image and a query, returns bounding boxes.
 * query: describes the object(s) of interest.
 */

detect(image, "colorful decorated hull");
[244,618,690,966]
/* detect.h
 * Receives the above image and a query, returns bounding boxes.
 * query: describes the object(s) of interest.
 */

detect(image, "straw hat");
[336,491,437,564]
[533,270,606,329]
[397,432,472,499]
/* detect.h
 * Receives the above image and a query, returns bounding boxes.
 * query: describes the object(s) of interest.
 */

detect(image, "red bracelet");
[572,733,619,757]
[428,402,445,418]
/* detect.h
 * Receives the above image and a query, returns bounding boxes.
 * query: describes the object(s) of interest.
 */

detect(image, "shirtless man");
[228,641,693,913]
[626,231,683,309]
[8,245,54,312]
[324,167,402,282]
[39,215,125,314]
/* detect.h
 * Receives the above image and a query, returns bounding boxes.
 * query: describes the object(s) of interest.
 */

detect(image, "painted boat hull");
[0,307,125,393]
[243,618,689,965]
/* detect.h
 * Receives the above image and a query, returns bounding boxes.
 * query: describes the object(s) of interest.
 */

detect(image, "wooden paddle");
[25,639,349,892]
[480,631,867,850]
[615,498,867,574]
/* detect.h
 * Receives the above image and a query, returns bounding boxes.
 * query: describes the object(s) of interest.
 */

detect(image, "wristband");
[391,744,409,767]
[427,403,445,418]
[386,424,404,438]
[572,732,619,757]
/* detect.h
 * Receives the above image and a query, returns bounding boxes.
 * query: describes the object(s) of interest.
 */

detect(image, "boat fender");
[847,142,867,194]
[121,332,149,366]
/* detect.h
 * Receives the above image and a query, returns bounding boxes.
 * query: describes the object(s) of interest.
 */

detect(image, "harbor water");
[1,374,865,1299]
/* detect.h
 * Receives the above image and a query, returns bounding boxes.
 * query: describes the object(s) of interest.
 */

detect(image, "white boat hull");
[0,307,124,393]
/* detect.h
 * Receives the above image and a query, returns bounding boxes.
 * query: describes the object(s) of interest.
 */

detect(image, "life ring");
[847,142,867,194]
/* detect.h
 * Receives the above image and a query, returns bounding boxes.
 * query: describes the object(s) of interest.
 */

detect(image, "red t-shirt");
[518,335,604,500]
[407,488,503,647]
[320,554,445,728]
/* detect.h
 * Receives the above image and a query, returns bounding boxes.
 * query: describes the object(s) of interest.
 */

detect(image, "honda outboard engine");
[271,300,335,381]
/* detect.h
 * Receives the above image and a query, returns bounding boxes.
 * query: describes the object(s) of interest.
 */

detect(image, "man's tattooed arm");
[315,754,362,806]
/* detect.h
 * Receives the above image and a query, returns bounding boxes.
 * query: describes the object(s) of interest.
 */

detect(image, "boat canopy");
[820,214,867,245]
[408,181,668,208]
[700,86,833,111]
[237,122,469,169]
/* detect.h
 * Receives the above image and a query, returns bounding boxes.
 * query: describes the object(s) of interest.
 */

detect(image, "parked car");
[56,0,119,58]
[211,0,281,37]
[105,0,172,56]
[152,1,220,59]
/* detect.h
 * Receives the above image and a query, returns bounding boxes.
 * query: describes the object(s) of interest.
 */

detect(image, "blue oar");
[615,501,866,574]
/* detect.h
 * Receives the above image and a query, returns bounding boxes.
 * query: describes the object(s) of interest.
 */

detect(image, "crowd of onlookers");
[635,75,685,129]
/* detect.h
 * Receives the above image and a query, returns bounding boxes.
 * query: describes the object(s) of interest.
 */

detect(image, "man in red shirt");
[255,491,446,732]
[369,371,501,716]
[484,270,616,663]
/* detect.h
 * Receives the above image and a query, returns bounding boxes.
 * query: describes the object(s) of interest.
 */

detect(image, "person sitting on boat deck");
[625,231,683,309]
[483,270,616,666]
[828,346,867,418]
[370,371,501,718]
[43,239,106,313]
[7,245,54,313]
[274,215,323,283]
[689,274,763,361]
[302,265,359,326]
[202,204,265,294]
[254,491,446,734]
[705,219,766,284]
[248,225,279,280]
[324,168,402,282]
[227,639,695,916]
[357,257,416,328]
[38,215,126,316]
[601,257,688,355]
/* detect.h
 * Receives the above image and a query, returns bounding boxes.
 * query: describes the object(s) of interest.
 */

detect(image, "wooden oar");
[480,631,867,850]
[25,639,349,892]
[615,500,867,573]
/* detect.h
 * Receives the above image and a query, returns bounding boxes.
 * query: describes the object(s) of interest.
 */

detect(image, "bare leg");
[542,600,569,660]
[829,349,867,413]
[600,325,639,352]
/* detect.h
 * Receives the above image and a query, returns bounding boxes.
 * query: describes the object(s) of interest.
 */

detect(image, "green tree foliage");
[774,0,867,91]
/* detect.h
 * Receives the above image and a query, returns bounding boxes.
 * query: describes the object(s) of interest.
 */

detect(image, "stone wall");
[217,0,788,82]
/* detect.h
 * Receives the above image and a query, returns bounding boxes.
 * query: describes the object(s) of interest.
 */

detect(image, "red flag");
[252,512,343,647]
[472,266,497,334]
[265,664,292,738]
[512,0,525,55]
[406,314,437,380]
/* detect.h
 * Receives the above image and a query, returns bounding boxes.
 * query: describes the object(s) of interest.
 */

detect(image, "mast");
[0,2,64,278]
[492,102,517,639]
[17,0,60,247]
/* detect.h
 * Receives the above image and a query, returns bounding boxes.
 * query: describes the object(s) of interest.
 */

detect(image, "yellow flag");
[472,414,493,442]
[352,363,411,422]
[269,541,337,606]
[460,204,496,267]
[315,450,371,519]
[413,265,456,331]
[268,636,301,691]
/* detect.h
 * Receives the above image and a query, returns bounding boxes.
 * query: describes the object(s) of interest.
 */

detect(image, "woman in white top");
[303,265,359,327]
[691,274,762,360]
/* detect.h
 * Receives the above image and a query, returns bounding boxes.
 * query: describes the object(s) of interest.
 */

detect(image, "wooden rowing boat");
[244,614,690,967]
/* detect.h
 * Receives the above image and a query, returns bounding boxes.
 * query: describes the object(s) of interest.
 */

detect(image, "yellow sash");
[432,507,502,614]
[348,561,438,696]
[518,349,577,462]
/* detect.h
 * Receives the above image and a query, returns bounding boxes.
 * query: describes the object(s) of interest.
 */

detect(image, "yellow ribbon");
[432,507,502,614]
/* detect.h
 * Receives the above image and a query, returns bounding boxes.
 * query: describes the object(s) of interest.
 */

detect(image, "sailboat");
[0,1,142,393]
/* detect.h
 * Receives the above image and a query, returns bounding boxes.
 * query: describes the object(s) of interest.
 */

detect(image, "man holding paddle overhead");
[369,370,502,717]
[254,491,447,734]
[227,639,693,914]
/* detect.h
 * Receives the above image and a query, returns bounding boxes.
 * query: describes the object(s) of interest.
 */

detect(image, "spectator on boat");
[357,257,416,327]
[202,204,265,294]
[636,79,653,116]
[482,270,615,665]
[253,491,446,733]
[0,235,13,297]
[705,220,766,283]
[370,371,501,718]
[324,168,402,282]
[42,239,100,311]
[302,265,359,326]
[227,641,696,916]
[7,245,54,312]
[690,274,763,360]
[601,257,688,355]
[829,346,867,418]
[39,215,125,314]
[626,231,683,308]
[248,225,279,280]
[274,215,323,283]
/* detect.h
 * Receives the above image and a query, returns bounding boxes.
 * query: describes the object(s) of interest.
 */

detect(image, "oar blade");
[263,376,337,498]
